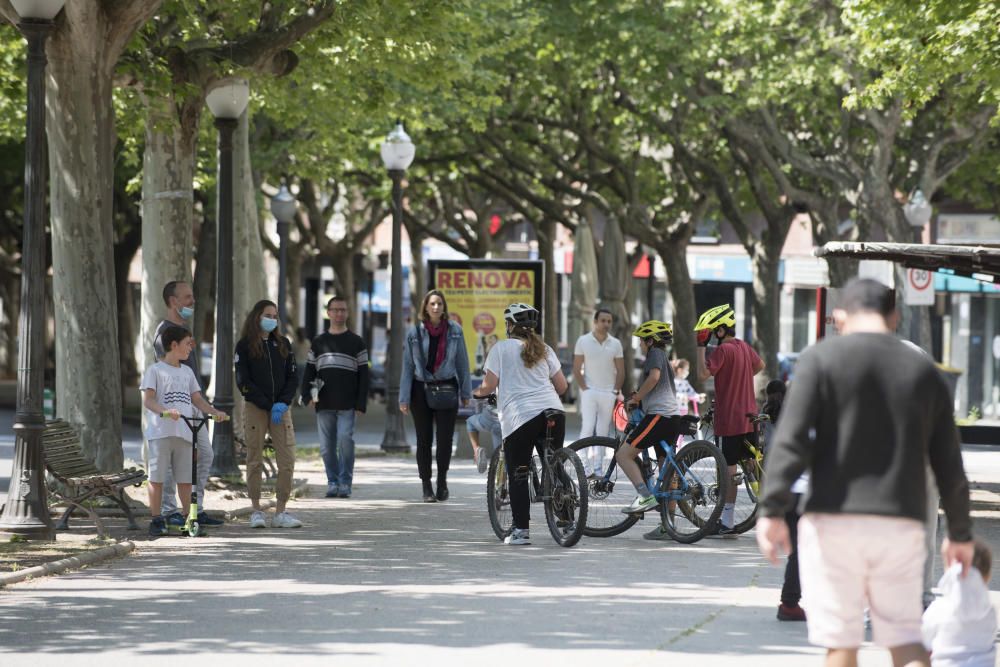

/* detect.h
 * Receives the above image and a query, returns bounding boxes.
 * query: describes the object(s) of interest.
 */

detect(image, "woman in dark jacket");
[399,290,472,502]
[235,299,301,529]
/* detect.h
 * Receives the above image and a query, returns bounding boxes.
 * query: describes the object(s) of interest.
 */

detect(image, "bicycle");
[485,407,589,547]
[569,406,728,543]
[699,406,769,534]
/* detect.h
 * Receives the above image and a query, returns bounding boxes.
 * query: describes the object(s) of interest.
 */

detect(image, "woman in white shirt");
[473,303,569,545]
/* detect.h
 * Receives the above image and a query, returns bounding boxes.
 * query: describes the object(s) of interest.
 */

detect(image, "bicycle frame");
[592,408,710,505]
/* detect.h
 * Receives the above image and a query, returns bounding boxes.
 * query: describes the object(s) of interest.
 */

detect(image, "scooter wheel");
[187,521,200,538]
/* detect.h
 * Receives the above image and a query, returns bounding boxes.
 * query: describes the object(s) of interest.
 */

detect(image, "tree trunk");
[233,109,269,324]
[537,219,558,349]
[192,200,216,350]
[749,242,782,385]
[286,247,303,333]
[409,226,425,314]
[865,187,932,350]
[114,224,142,390]
[331,251,356,322]
[140,101,197,372]
[0,278,19,378]
[656,239,699,387]
[45,7,134,472]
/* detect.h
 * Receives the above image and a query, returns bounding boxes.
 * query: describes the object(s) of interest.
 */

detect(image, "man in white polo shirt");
[573,308,624,475]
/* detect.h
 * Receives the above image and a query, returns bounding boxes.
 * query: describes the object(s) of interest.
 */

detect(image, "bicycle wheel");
[732,456,762,534]
[486,446,512,541]
[543,448,588,547]
[659,440,728,544]
[568,436,638,538]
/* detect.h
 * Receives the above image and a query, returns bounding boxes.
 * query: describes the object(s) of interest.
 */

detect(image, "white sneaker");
[504,528,530,545]
[622,494,658,514]
[249,510,267,529]
[272,511,303,528]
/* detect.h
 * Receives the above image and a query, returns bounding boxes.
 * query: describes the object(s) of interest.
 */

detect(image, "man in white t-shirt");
[573,309,624,474]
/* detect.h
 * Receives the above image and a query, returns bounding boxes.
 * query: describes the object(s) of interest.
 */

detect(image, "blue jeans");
[317,410,356,489]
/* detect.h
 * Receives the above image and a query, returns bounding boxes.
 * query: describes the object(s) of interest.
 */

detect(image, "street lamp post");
[0,0,66,539]
[380,122,415,453]
[206,78,249,477]
[904,189,932,244]
[903,189,933,347]
[361,252,379,353]
[270,182,297,325]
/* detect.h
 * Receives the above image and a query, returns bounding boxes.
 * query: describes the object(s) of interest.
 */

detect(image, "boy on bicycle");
[140,327,227,536]
[617,320,685,519]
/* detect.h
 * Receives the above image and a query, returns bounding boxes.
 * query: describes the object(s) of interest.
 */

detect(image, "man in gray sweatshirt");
[757,278,973,667]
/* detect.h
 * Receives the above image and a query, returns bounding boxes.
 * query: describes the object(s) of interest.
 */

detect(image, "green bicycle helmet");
[632,320,673,342]
[694,304,736,331]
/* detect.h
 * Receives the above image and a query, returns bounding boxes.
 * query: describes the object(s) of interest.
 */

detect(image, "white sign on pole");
[903,268,935,306]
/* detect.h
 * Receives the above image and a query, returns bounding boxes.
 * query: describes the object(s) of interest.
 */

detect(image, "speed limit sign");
[903,268,935,305]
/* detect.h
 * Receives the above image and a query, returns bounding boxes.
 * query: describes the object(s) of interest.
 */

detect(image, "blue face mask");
[260,317,279,333]
[178,306,194,320]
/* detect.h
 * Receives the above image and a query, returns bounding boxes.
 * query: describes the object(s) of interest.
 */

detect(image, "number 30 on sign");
[904,268,935,306]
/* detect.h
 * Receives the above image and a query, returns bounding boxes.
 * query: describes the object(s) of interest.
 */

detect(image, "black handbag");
[415,324,459,410]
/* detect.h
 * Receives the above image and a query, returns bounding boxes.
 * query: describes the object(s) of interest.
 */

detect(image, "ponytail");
[511,325,547,368]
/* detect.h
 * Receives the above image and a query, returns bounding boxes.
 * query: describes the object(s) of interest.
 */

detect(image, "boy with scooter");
[141,327,228,537]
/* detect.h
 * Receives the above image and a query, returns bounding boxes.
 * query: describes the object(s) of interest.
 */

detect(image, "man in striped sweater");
[300,296,369,498]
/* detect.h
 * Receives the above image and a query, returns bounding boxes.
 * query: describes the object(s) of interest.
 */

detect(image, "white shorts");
[798,513,925,649]
[148,436,193,485]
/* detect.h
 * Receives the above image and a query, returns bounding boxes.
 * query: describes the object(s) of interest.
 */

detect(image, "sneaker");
[706,524,739,539]
[643,525,671,541]
[166,512,186,530]
[622,495,658,514]
[474,447,488,474]
[197,511,224,526]
[325,483,340,498]
[504,528,531,545]
[337,487,351,499]
[148,516,167,536]
[249,510,267,529]
[272,511,303,528]
[777,603,807,622]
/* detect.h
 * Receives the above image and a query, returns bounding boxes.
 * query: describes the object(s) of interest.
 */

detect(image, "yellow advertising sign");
[430,260,544,378]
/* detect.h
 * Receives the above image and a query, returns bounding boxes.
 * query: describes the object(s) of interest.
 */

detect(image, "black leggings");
[409,380,458,481]
[503,411,565,530]
[781,493,802,606]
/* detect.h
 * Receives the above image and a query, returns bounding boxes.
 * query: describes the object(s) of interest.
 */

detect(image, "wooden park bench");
[42,419,146,538]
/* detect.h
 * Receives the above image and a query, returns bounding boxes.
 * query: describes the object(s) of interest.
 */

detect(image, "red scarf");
[424,319,448,373]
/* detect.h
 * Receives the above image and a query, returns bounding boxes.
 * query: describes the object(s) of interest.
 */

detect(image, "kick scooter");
[174,413,229,537]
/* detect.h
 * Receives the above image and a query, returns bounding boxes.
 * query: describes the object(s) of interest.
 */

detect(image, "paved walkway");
[3,453,999,666]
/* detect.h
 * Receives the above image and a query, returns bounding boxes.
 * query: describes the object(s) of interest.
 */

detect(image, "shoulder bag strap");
[415,324,438,382]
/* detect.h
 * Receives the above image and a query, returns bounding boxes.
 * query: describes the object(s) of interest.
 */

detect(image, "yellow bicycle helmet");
[694,304,736,331]
[632,320,673,342]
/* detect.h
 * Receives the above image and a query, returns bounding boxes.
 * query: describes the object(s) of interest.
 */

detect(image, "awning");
[815,242,1000,281]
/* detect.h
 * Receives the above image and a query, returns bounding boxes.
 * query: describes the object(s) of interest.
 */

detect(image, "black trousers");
[409,380,458,481]
[503,410,565,530]
[781,493,802,606]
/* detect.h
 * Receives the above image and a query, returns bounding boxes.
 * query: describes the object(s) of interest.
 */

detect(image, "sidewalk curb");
[0,541,135,588]
[225,478,311,521]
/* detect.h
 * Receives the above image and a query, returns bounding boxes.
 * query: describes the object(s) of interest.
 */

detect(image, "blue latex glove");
[271,402,289,424]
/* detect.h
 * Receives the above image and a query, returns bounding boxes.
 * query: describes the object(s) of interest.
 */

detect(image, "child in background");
[468,334,503,474]
[923,540,997,667]
[467,394,503,474]
[672,359,705,416]
[765,379,807,622]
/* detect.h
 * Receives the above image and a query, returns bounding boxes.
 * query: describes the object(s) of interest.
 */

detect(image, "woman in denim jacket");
[400,290,472,502]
